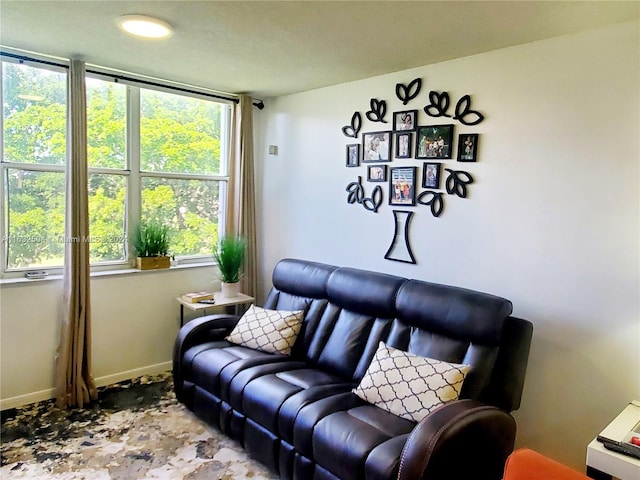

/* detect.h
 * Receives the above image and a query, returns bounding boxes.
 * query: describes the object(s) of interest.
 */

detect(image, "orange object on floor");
[503,448,590,480]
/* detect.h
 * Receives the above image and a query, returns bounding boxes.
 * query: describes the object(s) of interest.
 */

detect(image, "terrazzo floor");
[1,373,278,479]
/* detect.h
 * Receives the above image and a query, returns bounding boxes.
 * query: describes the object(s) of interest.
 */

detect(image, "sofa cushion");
[353,342,470,422]
[312,403,415,479]
[185,342,285,398]
[241,368,352,436]
[226,304,304,355]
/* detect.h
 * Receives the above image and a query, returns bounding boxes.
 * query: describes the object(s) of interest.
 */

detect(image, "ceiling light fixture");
[117,15,173,39]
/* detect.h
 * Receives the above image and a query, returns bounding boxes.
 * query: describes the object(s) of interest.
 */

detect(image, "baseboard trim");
[0,361,172,411]
[94,362,172,389]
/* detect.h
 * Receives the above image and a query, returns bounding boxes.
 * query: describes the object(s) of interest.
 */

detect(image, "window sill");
[0,261,215,286]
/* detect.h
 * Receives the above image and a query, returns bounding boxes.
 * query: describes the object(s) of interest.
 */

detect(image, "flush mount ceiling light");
[117,15,173,39]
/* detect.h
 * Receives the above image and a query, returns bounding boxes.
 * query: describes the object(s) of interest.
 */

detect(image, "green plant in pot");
[213,235,246,298]
[132,221,171,270]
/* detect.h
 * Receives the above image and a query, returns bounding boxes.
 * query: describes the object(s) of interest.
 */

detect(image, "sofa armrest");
[172,314,240,401]
[397,399,516,480]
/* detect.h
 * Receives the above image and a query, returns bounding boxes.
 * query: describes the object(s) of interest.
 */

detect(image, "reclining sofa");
[173,258,533,480]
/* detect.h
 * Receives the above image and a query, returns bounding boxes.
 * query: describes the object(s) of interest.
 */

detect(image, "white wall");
[0,265,218,409]
[257,21,639,470]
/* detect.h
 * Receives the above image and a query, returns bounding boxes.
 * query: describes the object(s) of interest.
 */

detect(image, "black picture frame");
[346,144,360,167]
[415,124,454,159]
[392,109,417,132]
[395,132,412,159]
[367,165,387,182]
[457,133,479,162]
[422,162,442,189]
[362,131,392,162]
[389,166,417,206]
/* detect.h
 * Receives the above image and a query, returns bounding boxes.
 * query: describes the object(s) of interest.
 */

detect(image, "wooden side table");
[586,401,640,480]
[175,291,255,327]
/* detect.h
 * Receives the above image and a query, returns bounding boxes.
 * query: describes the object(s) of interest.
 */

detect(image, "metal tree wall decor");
[342,76,485,264]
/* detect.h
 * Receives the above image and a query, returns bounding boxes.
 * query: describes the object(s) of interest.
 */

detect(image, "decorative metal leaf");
[362,185,383,213]
[453,95,485,126]
[395,78,422,105]
[424,91,452,118]
[366,99,387,123]
[445,169,474,198]
[346,176,365,204]
[342,112,362,138]
[417,191,444,217]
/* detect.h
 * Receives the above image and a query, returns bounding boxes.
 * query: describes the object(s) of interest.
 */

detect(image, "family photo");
[389,167,416,206]
[346,144,360,167]
[363,131,392,162]
[395,132,411,158]
[367,165,387,182]
[422,162,441,189]
[458,133,478,162]
[416,125,454,159]
[393,110,417,132]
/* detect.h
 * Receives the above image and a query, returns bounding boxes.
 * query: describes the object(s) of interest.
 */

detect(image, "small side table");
[175,291,255,327]
[586,401,640,480]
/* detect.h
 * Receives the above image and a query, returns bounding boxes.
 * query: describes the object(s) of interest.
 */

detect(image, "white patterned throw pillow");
[353,342,470,422]
[225,304,304,356]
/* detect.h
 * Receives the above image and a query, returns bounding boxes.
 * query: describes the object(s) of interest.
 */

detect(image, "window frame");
[0,57,69,276]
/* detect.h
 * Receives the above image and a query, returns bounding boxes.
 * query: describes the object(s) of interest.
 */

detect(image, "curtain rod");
[0,51,265,110]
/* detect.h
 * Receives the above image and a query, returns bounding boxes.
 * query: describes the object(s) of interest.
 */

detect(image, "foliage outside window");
[1,57,230,273]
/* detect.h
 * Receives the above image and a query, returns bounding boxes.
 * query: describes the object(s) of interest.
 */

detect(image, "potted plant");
[132,221,171,270]
[213,235,246,297]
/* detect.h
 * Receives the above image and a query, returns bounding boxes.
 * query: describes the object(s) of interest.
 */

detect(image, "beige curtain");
[227,95,257,298]
[55,59,97,409]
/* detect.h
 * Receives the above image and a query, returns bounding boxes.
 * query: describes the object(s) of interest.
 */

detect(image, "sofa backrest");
[262,258,532,412]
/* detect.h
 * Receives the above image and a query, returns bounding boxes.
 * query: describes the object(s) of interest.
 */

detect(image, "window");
[86,77,127,264]
[1,55,231,275]
[1,60,67,270]
[138,88,229,259]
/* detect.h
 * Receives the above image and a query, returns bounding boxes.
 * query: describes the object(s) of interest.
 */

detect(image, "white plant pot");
[221,281,240,298]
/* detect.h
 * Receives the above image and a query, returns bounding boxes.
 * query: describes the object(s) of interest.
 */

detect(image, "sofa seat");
[185,341,290,399]
[312,403,415,480]
[183,341,298,429]
[241,368,354,437]
[237,368,359,474]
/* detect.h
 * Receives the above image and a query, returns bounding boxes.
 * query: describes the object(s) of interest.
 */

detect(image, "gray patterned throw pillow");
[353,341,470,422]
[225,304,304,356]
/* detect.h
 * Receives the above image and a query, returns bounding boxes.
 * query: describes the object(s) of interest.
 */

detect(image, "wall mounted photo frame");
[346,144,360,167]
[362,131,392,162]
[392,109,417,132]
[367,165,387,182]
[415,124,454,159]
[389,166,417,206]
[422,162,441,189]
[395,132,412,159]
[457,133,479,162]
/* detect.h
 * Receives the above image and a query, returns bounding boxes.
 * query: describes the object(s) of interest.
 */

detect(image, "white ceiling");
[1,1,639,99]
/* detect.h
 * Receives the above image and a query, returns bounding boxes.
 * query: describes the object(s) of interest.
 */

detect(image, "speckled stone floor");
[1,373,278,479]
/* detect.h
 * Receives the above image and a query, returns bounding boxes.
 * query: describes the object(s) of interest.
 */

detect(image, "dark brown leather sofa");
[173,258,533,480]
